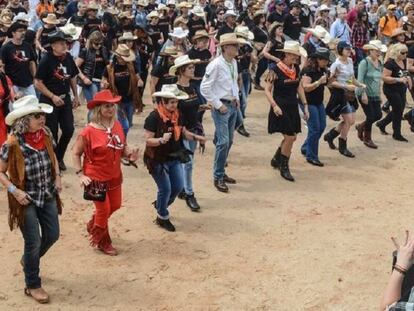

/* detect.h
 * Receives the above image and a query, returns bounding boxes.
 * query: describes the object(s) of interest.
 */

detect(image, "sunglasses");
[93,42,103,46]
[401,51,408,55]
[31,112,46,119]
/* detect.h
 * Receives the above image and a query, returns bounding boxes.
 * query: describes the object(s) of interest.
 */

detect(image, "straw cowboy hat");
[60,23,82,40]
[87,90,122,110]
[169,27,189,38]
[119,11,135,19]
[86,2,100,11]
[192,29,209,41]
[304,25,332,44]
[276,40,308,57]
[169,55,200,75]
[152,84,189,100]
[159,46,179,57]
[118,31,138,41]
[5,95,53,126]
[235,25,254,40]
[269,21,283,33]
[253,9,265,17]
[319,4,330,11]
[363,40,387,53]
[191,6,205,17]
[223,9,238,19]
[0,15,12,27]
[114,44,136,62]
[177,1,193,8]
[42,14,60,25]
[146,11,160,20]
[123,0,133,5]
[158,3,168,11]
[219,33,246,46]
[391,28,406,37]
[137,0,147,7]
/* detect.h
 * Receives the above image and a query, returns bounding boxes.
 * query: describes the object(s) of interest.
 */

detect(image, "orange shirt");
[379,15,398,37]
[36,3,55,17]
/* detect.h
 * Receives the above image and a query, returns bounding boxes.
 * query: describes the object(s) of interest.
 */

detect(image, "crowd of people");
[0,0,413,307]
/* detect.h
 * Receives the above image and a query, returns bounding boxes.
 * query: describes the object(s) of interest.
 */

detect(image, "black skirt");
[268,97,301,135]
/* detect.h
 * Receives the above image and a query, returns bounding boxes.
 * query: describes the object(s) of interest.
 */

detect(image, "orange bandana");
[277,61,297,81]
[156,104,182,141]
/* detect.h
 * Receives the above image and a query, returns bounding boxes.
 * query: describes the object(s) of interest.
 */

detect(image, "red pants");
[93,186,122,229]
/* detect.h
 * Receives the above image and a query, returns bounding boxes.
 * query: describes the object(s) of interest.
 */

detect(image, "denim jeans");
[211,102,237,180]
[118,99,134,136]
[254,57,268,85]
[236,70,251,128]
[151,160,184,219]
[82,82,101,103]
[301,104,326,161]
[182,138,197,195]
[20,198,60,289]
[13,84,36,97]
[354,47,365,76]
[361,97,382,131]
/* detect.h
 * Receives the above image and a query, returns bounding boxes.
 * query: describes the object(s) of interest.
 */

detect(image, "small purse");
[83,180,108,202]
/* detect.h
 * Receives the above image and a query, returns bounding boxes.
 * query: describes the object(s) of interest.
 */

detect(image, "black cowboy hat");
[48,30,68,43]
[7,22,27,38]
[311,47,330,60]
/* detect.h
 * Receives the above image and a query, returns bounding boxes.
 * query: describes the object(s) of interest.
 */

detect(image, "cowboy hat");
[137,0,147,6]
[223,9,238,19]
[123,0,133,5]
[12,12,30,23]
[300,0,317,6]
[159,46,179,57]
[146,11,160,20]
[42,14,60,25]
[192,29,209,41]
[118,31,138,41]
[177,1,193,8]
[158,3,168,11]
[119,11,135,19]
[169,27,189,38]
[253,9,265,18]
[48,30,68,43]
[219,32,246,46]
[86,2,100,11]
[276,40,308,57]
[388,4,397,10]
[319,4,330,11]
[5,95,53,126]
[7,22,28,38]
[363,39,387,53]
[391,28,406,37]
[87,90,122,110]
[304,25,332,44]
[235,25,254,40]
[152,84,189,100]
[310,47,330,60]
[268,21,283,34]
[114,44,136,62]
[224,0,234,9]
[0,15,12,27]
[169,55,200,75]
[191,6,205,17]
[60,23,82,40]
[167,0,176,6]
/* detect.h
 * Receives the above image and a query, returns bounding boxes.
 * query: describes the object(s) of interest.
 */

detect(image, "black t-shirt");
[301,67,327,105]
[151,62,177,91]
[39,26,57,48]
[252,26,268,44]
[187,47,211,78]
[70,15,87,27]
[103,62,139,101]
[283,14,302,40]
[9,6,27,16]
[1,41,36,87]
[267,11,286,24]
[216,23,234,40]
[82,18,101,38]
[146,24,162,50]
[177,84,200,130]
[35,52,79,97]
[407,44,414,60]
[137,40,153,72]
[187,17,206,39]
[237,44,253,71]
[78,48,107,79]
[158,16,171,41]
[0,30,7,48]
[383,59,408,93]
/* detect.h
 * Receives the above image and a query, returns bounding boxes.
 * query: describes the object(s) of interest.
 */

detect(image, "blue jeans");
[82,82,101,103]
[20,198,60,289]
[118,100,134,136]
[236,70,251,128]
[182,138,197,195]
[254,57,268,85]
[151,160,184,219]
[301,104,326,161]
[211,103,237,180]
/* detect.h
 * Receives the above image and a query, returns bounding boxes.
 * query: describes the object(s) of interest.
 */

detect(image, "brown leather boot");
[363,129,378,149]
[355,122,365,141]
[24,287,49,304]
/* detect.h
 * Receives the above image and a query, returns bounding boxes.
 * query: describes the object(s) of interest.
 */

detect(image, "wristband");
[7,184,16,194]
[76,169,83,175]
[393,265,407,276]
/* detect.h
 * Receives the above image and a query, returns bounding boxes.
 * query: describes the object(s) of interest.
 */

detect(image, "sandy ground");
[0,87,413,311]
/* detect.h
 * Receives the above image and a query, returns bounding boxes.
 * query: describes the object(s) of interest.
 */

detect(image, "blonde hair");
[89,105,118,125]
[86,30,104,49]
[385,43,408,61]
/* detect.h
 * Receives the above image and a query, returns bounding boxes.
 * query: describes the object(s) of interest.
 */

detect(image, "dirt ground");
[0,87,413,311]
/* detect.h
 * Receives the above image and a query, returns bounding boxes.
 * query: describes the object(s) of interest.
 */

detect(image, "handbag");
[83,180,108,202]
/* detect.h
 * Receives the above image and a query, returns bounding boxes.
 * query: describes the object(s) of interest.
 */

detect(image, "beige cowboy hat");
[192,29,209,41]
[276,40,308,57]
[319,4,330,11]
[60,23,82,40]
[137,0,147,6]
[158,3,168,11]
[391,28,406,37]
[304,25,332,44]
[119,11,135,19]
[86,2,100,11]
[177,1,193,8]
[191,6,205,17]
[269,21,283,33]
[42,13,60,25]
[146,11,160,20]
[123,0,133,5]
[363,40,387,53]
[169,55,200,75]
[159,46,180,57]
[0,15,12,27]
[119,31,138,41]
[152,84,189,99]
[253,9,265,17]
[5,95,53,126]
[114,44,136,62]
[235,25,254,40]
[219,32,246,46]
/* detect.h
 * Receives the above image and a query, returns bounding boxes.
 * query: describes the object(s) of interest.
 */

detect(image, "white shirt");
[200,55,239,109]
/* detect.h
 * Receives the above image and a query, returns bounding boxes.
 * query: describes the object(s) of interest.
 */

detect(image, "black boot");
[185,194,201,212]
[376,121,389,135]
[323,128,340,150]
[338,138,355,158]
[177,191,187,200]
[279,154,295,182]
[237,124,250,137]
[155,217,176,232]
[58,160,67,171]
[270,147,281,169]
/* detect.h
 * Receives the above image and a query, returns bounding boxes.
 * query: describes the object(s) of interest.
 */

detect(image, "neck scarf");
[277,61,297,80]
[23,129,46,150]
[156,104,181,141]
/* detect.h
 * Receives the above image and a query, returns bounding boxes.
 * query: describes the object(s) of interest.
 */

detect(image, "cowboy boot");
[279,154,295,182]
[338,137,355,158]
[355,122,365,141]
[323,128,340,150]
[363,129,378,149]
[89,225,107,248]
[270,147,281,169]
[86,214,95,235]
[98,228,118,256]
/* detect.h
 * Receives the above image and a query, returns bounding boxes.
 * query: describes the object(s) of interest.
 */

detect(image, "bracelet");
[393,265,407,275]
[75,169,83,175]
[7,184,16,194]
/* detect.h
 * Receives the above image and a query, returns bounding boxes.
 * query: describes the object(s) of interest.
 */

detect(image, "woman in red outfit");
[72,90,139,256]
[0,69,14,145]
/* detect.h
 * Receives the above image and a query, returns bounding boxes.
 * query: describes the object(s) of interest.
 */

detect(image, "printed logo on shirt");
[114,71,129,78]
[13,50,29,62]
[53,63,71,81]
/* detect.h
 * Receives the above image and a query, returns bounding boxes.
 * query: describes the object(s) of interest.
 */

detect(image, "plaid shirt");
[351,24,369,48]
[387,288,414,310]
[0,135,55,208]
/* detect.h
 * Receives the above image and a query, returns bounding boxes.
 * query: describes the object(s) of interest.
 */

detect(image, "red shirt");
[80,121,125,184]
[0,76,12,146]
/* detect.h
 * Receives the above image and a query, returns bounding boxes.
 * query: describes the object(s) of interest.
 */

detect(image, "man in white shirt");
[201,33,245,193]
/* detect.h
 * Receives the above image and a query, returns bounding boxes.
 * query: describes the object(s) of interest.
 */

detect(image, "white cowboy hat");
[191,6,205,17]
[318,4,330,11]
[177,1,193,8]
[276,40,308,57]
[235,25,254,40]
[304,25,332,44]
[137,0,147,6]
[5,96,53,126]
[300,0,317,6]
[146,11,160,20]
[224,0,234,9]
[223,9,238,19]
[118,31,138,41]
[363,40,387,53]
[86,2,100,11]
[169,27,189,38]
[152,84,189,100]
[167,0,176,6]
[42,13,60,25]
[158,3,168,10]
[60,23,82,40]
[253,9,265,18]
[114,44,136,62]
[219,32,246,46]
[169,55,200,75]
[12,12,30,23]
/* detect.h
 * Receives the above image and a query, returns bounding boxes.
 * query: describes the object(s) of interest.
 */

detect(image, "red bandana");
[23,129,46,150]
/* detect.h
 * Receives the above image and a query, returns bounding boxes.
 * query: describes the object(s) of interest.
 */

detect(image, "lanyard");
[224,60,235,81]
